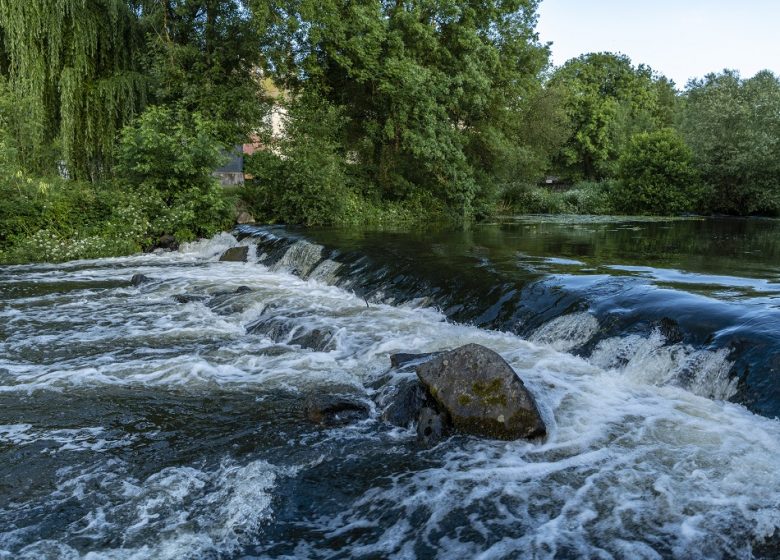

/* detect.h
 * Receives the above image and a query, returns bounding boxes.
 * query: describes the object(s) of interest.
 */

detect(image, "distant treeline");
[1,1,778,261]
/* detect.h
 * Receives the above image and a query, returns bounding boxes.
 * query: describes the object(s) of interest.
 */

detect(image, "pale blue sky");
[536,0,780,87]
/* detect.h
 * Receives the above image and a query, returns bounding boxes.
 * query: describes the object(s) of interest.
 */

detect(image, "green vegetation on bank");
[1,1,779,263]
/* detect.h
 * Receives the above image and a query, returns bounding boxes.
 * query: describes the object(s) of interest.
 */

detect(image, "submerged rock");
[219,246,249,262]
[389,352,439,370]
[130,274,152,286]
[246,317,336,351]
[417,407,448,446]
[291,328,336,351]
[207,287,256,315]
[304,392,370,427]
[379,376,436,428]
[415,343,546,440]
[656,317,684,344]
[173,294,208,304]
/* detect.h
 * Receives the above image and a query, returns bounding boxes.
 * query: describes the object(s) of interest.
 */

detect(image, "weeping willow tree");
[0,0,147,179]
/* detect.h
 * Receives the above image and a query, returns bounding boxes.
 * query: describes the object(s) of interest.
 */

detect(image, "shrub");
[0,178,146,263]
[243,95,350,226]
[613,128,705,215]
[502,181,616,215]
[115,105,232,240]
[0,104,236,264]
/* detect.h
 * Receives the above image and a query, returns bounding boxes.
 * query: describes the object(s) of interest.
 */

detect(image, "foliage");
[0,102,235,264]
[0,0,271,178]
[243,95,350,226]
[0,172,234,264]
[142,0,269,145]
[0,76,55,175]
[5,0,780,265]
[506,181,616,215]
[254,0,550,218]
[549,52,677,181]
[680,70,780,215]
[115,105,233,240]
[612,128,703,215]
[0,0,147,179]
[0,176,144,263]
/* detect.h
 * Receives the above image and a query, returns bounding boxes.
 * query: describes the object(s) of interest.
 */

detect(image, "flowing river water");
[1,216,780,559]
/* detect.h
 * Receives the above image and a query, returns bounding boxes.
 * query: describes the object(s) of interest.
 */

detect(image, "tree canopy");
[681,70,780,215]
[548,52,676,181]
[253,0,551,218]
[2,0,780,229]
[0,0,147,179]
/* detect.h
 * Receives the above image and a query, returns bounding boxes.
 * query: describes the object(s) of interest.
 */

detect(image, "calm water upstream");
[1,216,780,559]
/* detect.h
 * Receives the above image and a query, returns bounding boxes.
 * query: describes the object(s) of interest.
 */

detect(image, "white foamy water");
[0,235,778,559]
[1,458,287,560]
[529,311,600,352]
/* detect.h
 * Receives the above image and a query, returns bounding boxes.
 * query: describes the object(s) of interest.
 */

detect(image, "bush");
[612,128,705,215]
[502,181,615,215]
[115,105,232,240]
[243,95,350,226]
[0,177,147,263]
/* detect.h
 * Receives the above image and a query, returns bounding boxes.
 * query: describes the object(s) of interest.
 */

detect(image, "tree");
[244,93,350,225]
[0,0,270,180]
[0,0,147,179]
[252,0,550,218]
[613,128,703,215]
[549,52,676,181]
[142,0,269,145]
[680,70,780,215]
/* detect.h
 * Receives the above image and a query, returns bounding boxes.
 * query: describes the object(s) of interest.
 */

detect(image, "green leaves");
[0,0,147,179]
[255,0,549,219]
[550,52,676,181]
[613,128,703,215]
[681,70,780,215]
[244,93,350,226]
[115,105,232,240]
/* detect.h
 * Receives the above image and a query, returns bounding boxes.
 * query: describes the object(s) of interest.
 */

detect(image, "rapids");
[1,217,780,559]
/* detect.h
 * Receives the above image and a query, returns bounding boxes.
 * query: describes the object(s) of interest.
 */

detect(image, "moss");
[458,394,472,406]
[471,379,507,407]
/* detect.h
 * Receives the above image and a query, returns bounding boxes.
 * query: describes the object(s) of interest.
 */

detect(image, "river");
[1,216,779,559]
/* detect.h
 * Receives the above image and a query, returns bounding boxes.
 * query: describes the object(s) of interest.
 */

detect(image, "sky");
[535,0,780,87]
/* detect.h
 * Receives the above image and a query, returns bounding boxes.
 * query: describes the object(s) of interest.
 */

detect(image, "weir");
[236,223,778,415]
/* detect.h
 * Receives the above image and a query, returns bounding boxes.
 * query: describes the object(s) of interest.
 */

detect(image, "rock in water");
[156,234,179,251]
[389,352,439,369]
[656,317,684,344]
[304,393,370,426]
[172,294,208,304]
[379,376,436,427]
[219,246,249,262]
[417,407,448,446]
[130,274,152,286]
[415,343,546,440]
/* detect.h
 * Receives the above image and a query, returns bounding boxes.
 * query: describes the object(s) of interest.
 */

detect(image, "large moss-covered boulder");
[415,343,545,440]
